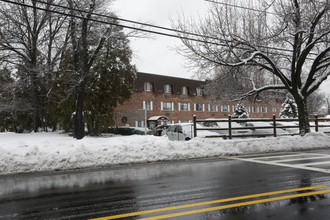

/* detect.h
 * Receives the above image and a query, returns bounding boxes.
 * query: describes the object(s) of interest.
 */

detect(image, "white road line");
[224,153,330,174]
[271,155,330,163]
[296,161,330,166]
[236,152,301,158]
[247,153,319,160]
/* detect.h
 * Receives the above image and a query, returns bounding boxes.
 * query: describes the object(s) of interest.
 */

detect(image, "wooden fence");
[193,115,330,139]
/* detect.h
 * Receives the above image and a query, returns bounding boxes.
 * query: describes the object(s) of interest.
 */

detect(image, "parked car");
[165,123,219,141]
[203,118,252,136]
[154,124,171,136]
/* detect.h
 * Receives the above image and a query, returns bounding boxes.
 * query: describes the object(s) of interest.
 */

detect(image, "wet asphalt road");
[1,149,330,220]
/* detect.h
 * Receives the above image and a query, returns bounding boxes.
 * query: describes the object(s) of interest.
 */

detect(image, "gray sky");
[111,0,330,96]
[111,0,208,79]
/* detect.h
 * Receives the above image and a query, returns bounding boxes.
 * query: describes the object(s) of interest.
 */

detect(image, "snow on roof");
[148,116,168,121]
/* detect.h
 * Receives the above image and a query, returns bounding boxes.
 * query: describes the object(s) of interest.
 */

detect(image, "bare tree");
[306,91,327,114]
[0,0,66,131]
[67,0,122,139]
[174,0,330,135]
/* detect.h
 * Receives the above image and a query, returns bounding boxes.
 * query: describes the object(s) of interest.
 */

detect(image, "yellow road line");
[139,189,330,220]
[88,185,327,220]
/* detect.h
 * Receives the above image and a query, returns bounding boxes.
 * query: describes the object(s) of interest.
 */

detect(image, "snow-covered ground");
[1,132,330,175]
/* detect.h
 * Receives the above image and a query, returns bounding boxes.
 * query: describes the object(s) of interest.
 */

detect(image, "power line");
[0,0,211,44]
[16,0,297,55]
[0,0,313,58]
[32,0,288,53]
[205,0,277,15]
[31,0,209,40]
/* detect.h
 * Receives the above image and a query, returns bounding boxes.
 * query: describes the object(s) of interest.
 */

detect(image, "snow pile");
[0,132,330,175]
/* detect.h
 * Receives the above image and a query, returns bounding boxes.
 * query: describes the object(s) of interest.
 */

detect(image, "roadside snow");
[0,132,330,175]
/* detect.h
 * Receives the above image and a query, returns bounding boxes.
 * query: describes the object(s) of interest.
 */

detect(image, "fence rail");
[193,115,330,139]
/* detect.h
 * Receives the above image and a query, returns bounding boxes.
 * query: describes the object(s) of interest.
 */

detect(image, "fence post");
[228,115,232,139]
[272,115,277,137]
[193,115,197,137]
[315,114,319,132]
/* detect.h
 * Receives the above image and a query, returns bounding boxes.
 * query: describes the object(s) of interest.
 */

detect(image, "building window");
[144,82,152,92]
[179,103,190,111]
[164,84,172,93]
[161,102,174,111]
[208,104,218,112]
[252,106,259,113]
[182,86,189,95]
[143,101,153,111]
[196,88,203,96]
[261,107,267,113]
[221,105,229,112]
[135,121,144,128]
[194,103,205,112]
[272,107,277,112]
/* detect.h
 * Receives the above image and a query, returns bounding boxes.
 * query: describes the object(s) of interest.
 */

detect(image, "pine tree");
[232,104,249,118]
[280,98,298,118]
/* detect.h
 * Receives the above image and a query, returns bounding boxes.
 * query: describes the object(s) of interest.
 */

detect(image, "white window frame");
[208,104,219,112]
[182,86,188,95]
[252,106,260,113]
[135,121,144,128]
[164,84,172,93]
[144,82,152,92]
[221,105,230,112]
[272,107,277,112]
[143,101,153,111]
[178,102,190,111]
[194,103,205,112]
[161,102,174,111]
[196,88,203,96]
[261,107,267,113]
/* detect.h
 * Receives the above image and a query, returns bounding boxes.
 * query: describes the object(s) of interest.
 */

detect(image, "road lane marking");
[271,155,330,163]
[296,161,330,166]
[248,153,325,160]
[88,185,327,220]
[138,189,330,220]
[226,155,330,174]
[236,152,301,158]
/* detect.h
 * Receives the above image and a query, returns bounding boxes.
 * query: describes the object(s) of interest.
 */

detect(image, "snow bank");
[0,132,330,175]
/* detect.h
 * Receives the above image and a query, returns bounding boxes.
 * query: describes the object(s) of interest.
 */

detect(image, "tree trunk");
[73,86,85,139]
[293,94,311,136]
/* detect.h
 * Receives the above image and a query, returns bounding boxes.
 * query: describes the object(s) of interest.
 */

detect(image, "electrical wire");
[31,0,291,54]
[0,0,316,58]
[205,0,277,15]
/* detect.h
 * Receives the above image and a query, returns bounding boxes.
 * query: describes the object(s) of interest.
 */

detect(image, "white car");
[165,123,218,141]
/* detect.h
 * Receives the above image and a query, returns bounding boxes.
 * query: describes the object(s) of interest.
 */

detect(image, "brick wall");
[115,91,282,128]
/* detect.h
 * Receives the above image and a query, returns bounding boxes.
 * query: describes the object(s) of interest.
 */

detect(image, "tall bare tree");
[0,0,66,131]
[67,0,121,139]
[175,0,330,135]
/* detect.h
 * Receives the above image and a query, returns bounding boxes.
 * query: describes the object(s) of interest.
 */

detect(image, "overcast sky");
[111,0,208,79]
[111,0,330,95]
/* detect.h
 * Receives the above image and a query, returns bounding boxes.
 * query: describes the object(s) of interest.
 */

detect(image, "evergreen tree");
[84,31,136,135]
[232,104,249,118]
[51,19,136,135]
[280,98,298,119]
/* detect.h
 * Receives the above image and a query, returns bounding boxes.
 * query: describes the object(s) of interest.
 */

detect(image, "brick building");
[114,72,282,129]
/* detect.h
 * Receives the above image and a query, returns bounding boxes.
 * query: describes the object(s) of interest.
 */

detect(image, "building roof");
[135,72,205,95]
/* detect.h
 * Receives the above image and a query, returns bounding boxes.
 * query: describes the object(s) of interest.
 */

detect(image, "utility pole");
[327,98,330,115]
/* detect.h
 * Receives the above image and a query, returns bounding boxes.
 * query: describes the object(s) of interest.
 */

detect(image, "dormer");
[164,84,172,94]
[144,82,153,92]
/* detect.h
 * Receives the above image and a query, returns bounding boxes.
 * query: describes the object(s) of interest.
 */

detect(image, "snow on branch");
[231,84,287,102]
